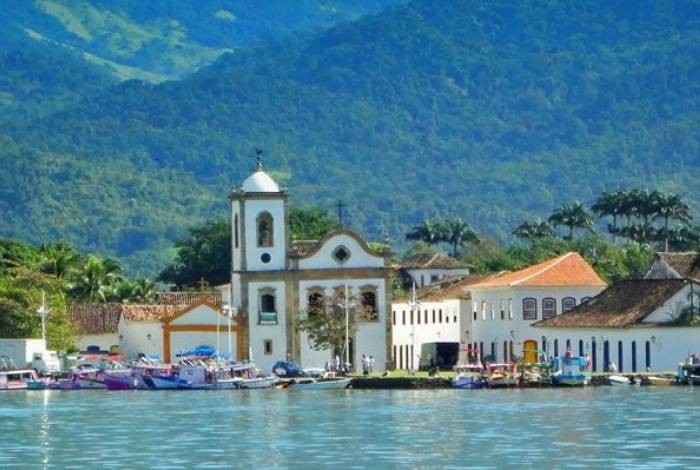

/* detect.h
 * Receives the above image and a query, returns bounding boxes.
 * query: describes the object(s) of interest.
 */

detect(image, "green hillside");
[1,0,700,275]
[1,0,399,80]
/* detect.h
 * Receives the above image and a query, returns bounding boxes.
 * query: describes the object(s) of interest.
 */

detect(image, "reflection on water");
[0,388,699,468]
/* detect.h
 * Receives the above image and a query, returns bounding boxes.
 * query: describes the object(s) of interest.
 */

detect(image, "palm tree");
[512,219,555,242]
[115,277,157,303]
[441,217,479,256]
[549,202,595,240]
[655,193,692,252]
[591,191,626,245]
[39,241,80,279]
[69,255,124,303]
[406,219,445,245]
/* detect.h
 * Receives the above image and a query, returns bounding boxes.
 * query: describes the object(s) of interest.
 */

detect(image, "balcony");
[258,311,278,325]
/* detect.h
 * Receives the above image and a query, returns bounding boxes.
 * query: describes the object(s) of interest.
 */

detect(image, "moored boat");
[608,375,631,386]
[0,369,41,390]
[549,356,590,387]
[291,377,351,390]
[241,376,278,389]
[646,376,674,386]
[485,363,518,388]
[451,363,485,389]
[677,354,700,385]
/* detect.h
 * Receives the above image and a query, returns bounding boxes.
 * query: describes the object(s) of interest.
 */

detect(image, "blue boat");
[549,356,590,386]
[451,364,485,389]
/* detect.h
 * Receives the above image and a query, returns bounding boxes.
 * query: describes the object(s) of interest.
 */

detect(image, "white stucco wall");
[170,304,230,326]
[405,268,470,287]
[298,234,384,270]
[170,331,236,361]
[535,326,700,372]
[391,298,464,370]
[298,279,387,371]
[76,334,119,353]
[468,285,605,362]
[643,284,699,323]
[243,199,286,271]
[248,281,287,372]
[118,319,164,360]
[231,200,242,272]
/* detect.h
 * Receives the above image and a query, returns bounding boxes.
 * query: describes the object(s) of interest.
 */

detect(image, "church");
[226,159,392,373]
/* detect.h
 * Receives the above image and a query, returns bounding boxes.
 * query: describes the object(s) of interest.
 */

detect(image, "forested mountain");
[0,0,399,81]
[1,0,700,275]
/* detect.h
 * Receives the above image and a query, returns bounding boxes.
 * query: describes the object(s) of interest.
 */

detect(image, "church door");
[523,340,538,364]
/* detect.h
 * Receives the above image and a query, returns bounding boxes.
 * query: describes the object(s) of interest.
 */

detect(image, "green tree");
[289,206,337,240]
[512,219,555,242]
[115,277,158,303]
[69,255,124,302]
[406,219,445,245]
[441,217,479,257]
[592,191,626,245]
[655,193,692,252]
[549,202,595,240]
[158,219,230,289]
[296,293,362,358]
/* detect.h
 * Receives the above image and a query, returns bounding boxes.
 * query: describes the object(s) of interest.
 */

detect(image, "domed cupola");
[241,151,280,193]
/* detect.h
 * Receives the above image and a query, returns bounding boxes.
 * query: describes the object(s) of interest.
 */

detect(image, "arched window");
[424,310,428,324]
[256,211,273,247]
[503,341,508,362]
[439,309,443,323]
[578,339,584,357]
[308,291,324,319]
[500,300,506,320]
[603,340,610,371]
[234,214,239,249]
[565,338,571,351]
[553,339,559,357]
[542,298,556,319]
[490,303,495,320]
[259,289,277,324]
[417,307,421,325]
[473,301,478,321]
[631,341,637,372]
[360,288,378,321]
[509,341,514,361]
[592,339,597,372]
[479,342,484,362]
[523,298,537,320]
[562,297,576,313]
[508,298,513,320]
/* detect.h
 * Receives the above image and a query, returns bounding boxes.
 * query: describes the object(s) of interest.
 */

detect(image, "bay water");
[1,387,699,468]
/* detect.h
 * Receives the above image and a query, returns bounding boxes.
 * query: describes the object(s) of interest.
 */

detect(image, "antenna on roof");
[255,148,263,171]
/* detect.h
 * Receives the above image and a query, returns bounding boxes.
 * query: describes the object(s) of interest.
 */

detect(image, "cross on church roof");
[336,200,345,226]
[255,148,263,171]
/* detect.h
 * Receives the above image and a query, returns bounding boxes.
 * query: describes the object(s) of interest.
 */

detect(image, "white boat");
[608,375,630,386]
[291,377,352,390]
[212,378,244,390]
[646,376,674,386]
[240,376,277,389]
[0,369,41,390]
[145,375,191,390]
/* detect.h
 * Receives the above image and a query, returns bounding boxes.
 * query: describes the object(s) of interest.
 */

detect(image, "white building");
[229,161,392,373]
[466,252,606,363]
[535,279,700,372]
[390,252,607,369]
[399,253,471,287]
[645,252,696,280]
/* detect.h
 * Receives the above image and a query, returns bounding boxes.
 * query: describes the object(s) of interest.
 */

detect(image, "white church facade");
[228,161,392,373]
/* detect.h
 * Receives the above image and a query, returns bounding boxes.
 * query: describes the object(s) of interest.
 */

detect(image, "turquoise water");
[1,388,699,468]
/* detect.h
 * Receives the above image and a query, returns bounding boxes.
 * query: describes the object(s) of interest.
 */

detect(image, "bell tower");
[230,151,288,273]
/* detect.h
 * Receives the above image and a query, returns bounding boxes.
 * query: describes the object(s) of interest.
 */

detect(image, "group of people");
[361,354,375,375]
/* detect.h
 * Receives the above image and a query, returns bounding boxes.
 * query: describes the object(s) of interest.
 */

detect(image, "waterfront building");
[466,252,607,364]
[390,252,606,369]
[69,293,238,361]
[228,161,392,373]
[535,278,700,372]
[398,253,471,288]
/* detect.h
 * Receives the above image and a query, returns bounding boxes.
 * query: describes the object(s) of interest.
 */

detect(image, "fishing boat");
[519,363,551,387]
[677,354,700,385]
[646,376,674,386]
[451,363,485,389]
[241,376,278,389]
[291,377,352,390]
[143,374,191,390]
[608,375,631,386]
[0,369,41,390]
[549,356,590,386]
[485,363,518,388]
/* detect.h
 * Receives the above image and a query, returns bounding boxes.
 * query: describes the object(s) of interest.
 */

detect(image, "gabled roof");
[69,304,121,335]
[121,304,189,322]
[653,252,697,279]
[533,279,689,328]
[289,228,391,259]
[156,292,222,306]
[401,253,471,270]
[469,252,606,289]
[394,274,499,302]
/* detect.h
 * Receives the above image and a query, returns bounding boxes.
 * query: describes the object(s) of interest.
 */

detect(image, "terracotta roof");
[401,253,472,270]
[469,252,606,289]
[533,279,688,328]
[69,304,121,335]
[121,304,189,322]
[395,274,499,302]
[156,292,222,306]
[656,252,697,278]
